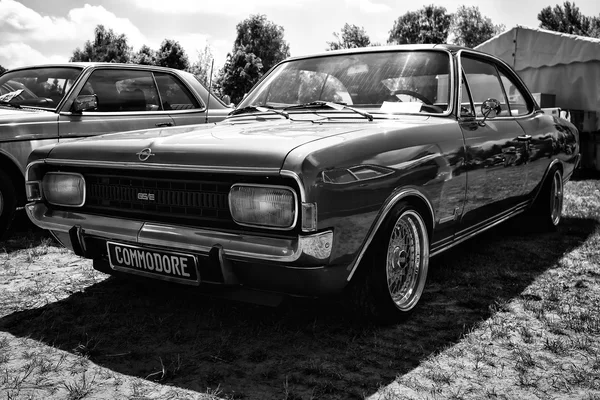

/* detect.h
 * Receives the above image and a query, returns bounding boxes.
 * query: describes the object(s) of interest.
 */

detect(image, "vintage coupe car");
[25,45,580,323]
[0,63,230,236]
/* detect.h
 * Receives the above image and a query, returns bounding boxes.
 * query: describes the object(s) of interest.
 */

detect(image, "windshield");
[239,50,452,115]
[0,67,83,110]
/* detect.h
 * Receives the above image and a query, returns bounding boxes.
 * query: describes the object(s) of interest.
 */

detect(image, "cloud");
[132,0,318,16]
[345,0,391,13]
[0,0,146,48]
[0,43,65,69]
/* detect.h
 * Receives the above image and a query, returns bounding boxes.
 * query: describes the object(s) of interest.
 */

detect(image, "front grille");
[43,165,301,234]
[83,173,233,225]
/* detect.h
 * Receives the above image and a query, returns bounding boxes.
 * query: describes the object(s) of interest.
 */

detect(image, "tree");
[132,45,157,65]
[0,65,6,75]
[233,14,290,73]
[537,1,595,36]
[70,25,132,63]
[327,23,372,50]
[189,43,215,87]
[217,14,289,103]
[216,46,263,105]
[155,39,190,70]
[389,5,452,44]
[450,6,504,48]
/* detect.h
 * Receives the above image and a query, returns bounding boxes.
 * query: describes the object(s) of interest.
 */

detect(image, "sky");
[1,0,599,70]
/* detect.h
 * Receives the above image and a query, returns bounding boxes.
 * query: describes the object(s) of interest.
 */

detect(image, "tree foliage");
[155,39,190,70]
[70,25,132,63]
[388,5,452,44]
[538,1,600,37]
[189,44,215,87]
[217,14,289,104]
[0,65,6,75]
[132,45,157,65]
[233,14,290,73]
[450,5,504,48]
[327,23,372,50]
[216,46,263,105]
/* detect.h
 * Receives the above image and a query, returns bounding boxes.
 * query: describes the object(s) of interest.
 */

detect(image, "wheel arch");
[530,159,563,206]
[345,188,435,282]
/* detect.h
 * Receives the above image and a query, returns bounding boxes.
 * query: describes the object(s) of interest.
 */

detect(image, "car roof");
[6,62,189,75]
[283,43,485,63]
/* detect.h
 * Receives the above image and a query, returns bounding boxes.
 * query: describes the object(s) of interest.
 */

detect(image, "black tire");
[530,168,563,231]
[0,170,17,239]
[348,201,430,324]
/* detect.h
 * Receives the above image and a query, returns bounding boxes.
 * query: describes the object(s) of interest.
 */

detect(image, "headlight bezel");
[228,183,298,231]
[41,172,86,207]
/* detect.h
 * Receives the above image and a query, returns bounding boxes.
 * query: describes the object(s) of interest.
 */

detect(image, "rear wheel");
[0,170,17,239]
[531,168,563,231]
[350,202,430,324]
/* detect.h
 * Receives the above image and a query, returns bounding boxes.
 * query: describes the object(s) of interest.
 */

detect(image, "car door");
[58,68,175,141]
[457,53,530,232]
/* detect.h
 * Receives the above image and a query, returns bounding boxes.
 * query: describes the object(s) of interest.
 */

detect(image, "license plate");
[107,242,199,285]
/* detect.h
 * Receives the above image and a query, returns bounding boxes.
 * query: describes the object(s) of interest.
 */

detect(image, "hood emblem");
[136,148,155,162]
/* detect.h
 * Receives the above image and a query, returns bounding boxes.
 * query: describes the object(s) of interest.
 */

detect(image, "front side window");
[0,67,82,109]
[238,51,452,115]
[81,69,160,112]
[461,56,508,118]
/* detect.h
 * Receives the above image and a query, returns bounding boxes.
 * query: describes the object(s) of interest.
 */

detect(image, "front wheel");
[350,202,430,324]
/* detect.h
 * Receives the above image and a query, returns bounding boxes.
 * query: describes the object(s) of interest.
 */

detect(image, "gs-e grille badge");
[136,148,155,161]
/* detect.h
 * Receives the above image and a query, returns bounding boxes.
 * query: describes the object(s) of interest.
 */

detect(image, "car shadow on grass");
[0,215,597,400]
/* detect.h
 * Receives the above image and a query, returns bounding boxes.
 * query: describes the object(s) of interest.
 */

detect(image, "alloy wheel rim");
[550,171,563,225]
[385,210,428,311]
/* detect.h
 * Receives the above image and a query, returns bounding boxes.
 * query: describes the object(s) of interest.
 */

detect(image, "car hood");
[44,117,430,170]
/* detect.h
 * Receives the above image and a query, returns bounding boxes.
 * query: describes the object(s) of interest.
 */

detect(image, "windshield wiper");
[0,100,21,109]
[230,105,290,119]
[283,101,373,121]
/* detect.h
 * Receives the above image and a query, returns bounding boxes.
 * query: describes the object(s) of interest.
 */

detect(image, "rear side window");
[498,70,532,116]
[154,73,203,110]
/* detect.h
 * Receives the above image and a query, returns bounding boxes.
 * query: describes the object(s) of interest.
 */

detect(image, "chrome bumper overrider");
[26,203,333,265]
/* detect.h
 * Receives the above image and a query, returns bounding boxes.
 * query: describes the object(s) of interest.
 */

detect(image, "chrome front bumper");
[26,203,334,266]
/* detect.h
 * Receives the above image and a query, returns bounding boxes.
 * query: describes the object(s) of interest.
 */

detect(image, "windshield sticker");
[380,101,422,113]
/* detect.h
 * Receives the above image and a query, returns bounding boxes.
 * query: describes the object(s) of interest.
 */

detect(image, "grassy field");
[0,178,598,399]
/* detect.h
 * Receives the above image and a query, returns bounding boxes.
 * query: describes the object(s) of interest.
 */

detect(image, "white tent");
[475,26,600,127]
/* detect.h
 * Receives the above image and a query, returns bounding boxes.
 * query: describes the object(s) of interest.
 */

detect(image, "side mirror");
[481,98,501,119]
[222,94,231,105]
[72,94,98,113]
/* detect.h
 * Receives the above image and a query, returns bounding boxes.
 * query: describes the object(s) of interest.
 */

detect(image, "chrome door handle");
[155,122,173,127]
[517,135,532,141]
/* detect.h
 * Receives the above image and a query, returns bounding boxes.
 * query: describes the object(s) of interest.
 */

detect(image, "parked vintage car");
[0,63,230,236]
[25,45,580,323]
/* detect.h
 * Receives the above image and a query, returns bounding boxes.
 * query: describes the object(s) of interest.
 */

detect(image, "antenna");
[205,59,214,124]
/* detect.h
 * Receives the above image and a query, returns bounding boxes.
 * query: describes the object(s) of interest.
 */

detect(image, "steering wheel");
[389,89,444,113]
